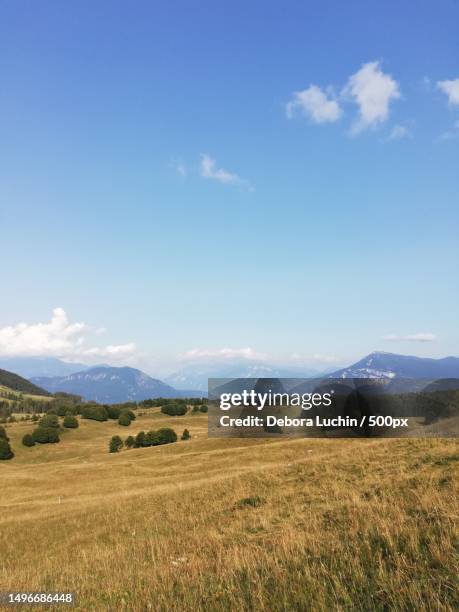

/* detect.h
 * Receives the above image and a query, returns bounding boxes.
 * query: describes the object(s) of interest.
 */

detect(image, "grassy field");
[0,385,51,404]
[1,409,458,611]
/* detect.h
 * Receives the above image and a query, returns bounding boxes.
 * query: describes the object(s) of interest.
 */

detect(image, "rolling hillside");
[1,409,457,610]
[0,368,50,397]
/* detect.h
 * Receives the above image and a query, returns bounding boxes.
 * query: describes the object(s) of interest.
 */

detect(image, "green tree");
[125,435,135,448]
[63,415,79,429]
[81,405,108,422]
[156,428,178,445]
[39,414,60,428]
[0,438,14,460]
[199,405,208,413]
[22,434,35,447]
[135,431,146,447]
[109,435,123,453]
[32,427,60,444]
[106,405,121,420]
[118,412,132,427]
[0,425,9,441]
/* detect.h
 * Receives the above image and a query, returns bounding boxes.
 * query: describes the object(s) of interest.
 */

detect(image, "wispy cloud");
[180,347,268,361]
[343,61,401,133]
[200,154,241,185]
[286,85,342,123]
[0,308,137,361]
[437,78,459,106]
[387,124,410,141]
[176,163,187,177]
[437,119,459,142]
[382,333,436,343]
[171,157,187,177]
[200,154,253,190]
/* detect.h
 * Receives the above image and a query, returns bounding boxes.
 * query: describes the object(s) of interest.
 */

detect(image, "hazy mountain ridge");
[0,357,89,379]
[31,366,184,403]
[165,361,323,392]
[329,352,459,379]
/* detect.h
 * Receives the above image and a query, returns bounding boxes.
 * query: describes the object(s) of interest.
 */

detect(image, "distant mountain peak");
[330,352,459,379]
[30,365,200,402]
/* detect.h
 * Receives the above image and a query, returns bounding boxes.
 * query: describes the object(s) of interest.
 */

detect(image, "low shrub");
[63,415,79,429]
[0,425,9,441]
[161,404,188,416]
[39,414,60,429]
[81,405,108,422]
[134,428,177,447]
[199,405,208,413]
[109,435,123,453]
[118,412,132,427]
[0,438,14,460]
[106,405,121,420]
[32,427,60,444]
[22,434,35,447]
[135,431,146,447]
[181,428,191,440]
[125,435,135,448]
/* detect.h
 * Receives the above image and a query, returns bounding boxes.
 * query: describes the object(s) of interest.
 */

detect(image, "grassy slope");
[0,384,51,405]
[0,369,49,396]
[1,409,458,611]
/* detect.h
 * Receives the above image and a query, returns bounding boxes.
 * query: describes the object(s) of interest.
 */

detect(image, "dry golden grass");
[1,410,458,611]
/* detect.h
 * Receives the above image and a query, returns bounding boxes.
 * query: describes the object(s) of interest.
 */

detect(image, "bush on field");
[181,428,191,440]
[39,414,60,428]
[106,405,121,420]
[118,412,132,426]
[125,435,135,448]
[81,405,108,422]
[32,427,60,444]
[109,435,123,453]
[63,415,79,428]
[0,438,14,460]
[0,425,9,441]
[135,431,146,447]
[199,405,208,413]
[134,427,177,447]
[22,433,35,447]
[161,404,188,416]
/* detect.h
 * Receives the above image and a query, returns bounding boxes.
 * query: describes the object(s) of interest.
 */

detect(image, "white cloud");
[83,343,137,357]
[0,308,137,361]
[387,124,410,140]
[180,347,268,361]
[176,163,187,177]
[286,85,342,123]
[437,78,459,106]
[437,119,459,142]
[382,333,436,343]
[343,61,401,133]
[200,153,244,186]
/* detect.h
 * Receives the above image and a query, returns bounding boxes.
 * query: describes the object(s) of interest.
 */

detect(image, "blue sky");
[0,0,458,374]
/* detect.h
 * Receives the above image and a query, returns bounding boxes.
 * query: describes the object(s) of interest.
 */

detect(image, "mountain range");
[1,351,456,404]
[164,361,324,392]
[0,357,88,379]
[31,366,203,403]
[329,352,459,379]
